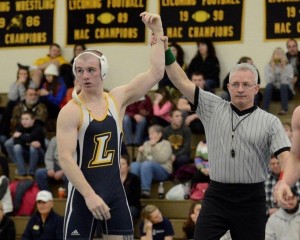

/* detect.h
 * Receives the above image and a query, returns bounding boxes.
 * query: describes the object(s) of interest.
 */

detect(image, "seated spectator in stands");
[131,125,173,198]
[120,154,141,220]
[152,88,174,127]
[263,47,294,115]
[35,136,67,192]
[4,111,45,177]
[70,43,86,65]
[38,63,67,118]
[123,94,153,146]
[265,156,281,217]
[32,43,68,91]
[159,42,186,91]
[22,190,63,240]
[0,175,13,214]
[221,56,262,105]
[0,200,15,240]
[0,63,36,143]
[187,38,220,90]
[192,141,210,185]
[182,202,202,240]
[11,88,48,133]
[283,122,293,142]
[139,204,174,240]
[265,186,300,240]
[177,71,209,134]
[286,38,300,89]
[183,201,232,240]
[163,109,191,171]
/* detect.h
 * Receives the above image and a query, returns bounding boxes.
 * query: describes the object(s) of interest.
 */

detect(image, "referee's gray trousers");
[194,180,266,240]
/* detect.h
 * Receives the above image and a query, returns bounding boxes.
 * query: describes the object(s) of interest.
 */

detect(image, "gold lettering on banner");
[298,22,300,32]
[167,27,183,38]
[202,0,240,5]
[68,0,102,10]
[107,0,144,8]
[161,0,197,6]
[15,0,54,11]
[274,22,291,33]
[0,1,10,12]
[5,32,47,44]
[188,25,234,38]
[95,27,138,39]
[74,29,90,40]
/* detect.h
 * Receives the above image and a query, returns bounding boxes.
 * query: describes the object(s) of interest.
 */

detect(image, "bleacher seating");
[4,88,300,240]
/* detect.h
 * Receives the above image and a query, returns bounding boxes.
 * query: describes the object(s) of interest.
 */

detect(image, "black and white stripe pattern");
[194,88,291,183]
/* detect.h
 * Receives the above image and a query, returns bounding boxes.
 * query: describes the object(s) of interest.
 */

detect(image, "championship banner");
[265,0,300,40]
[66,0,147,45]
[0,0,55,48]
[159,0,244,43]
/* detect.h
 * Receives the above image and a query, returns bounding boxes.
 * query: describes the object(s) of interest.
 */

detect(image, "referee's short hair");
[229,63,258,84]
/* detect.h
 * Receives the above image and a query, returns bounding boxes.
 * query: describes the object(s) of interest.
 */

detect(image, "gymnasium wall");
[0,0,297,92]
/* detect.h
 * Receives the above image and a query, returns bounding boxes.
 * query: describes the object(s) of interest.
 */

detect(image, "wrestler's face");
[75,55,102,91]
[228,70,259,111]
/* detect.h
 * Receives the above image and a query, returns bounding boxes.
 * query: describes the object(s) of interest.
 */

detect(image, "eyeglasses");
[229,82,256,90]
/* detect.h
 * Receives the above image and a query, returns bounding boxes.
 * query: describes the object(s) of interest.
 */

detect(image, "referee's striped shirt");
[192,87,291,184]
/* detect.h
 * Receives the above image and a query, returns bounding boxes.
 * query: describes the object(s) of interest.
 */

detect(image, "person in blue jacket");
[22,190,63,240]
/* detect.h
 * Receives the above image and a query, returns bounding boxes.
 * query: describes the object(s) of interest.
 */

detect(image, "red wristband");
[279,171,284,180]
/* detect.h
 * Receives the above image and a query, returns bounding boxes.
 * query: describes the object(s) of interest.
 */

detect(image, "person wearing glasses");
[161,36,291,240]
[56,12,165,239]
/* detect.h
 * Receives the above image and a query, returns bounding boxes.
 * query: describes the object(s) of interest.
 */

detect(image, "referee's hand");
[84,192,111,220]
[273,180,294,209]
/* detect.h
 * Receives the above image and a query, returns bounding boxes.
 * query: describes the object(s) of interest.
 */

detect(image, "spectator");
[221,56,262,105]
[139,204,174,240]
[265,156,300,218]
[0,200,15,240]
[265,187,300,240]
[187,38,220,90]
[263,47,294,115]
[11,87,48,133]
[32,43,68,87]
[182,202,202,240]
[0,63,36,142]
[163,109,191,171]
[152,88,174,127]
[177,71,209,134]
[286,38,300,89]
[283,122,293,142]
[192,141,210,185]
[265,156,281,217]
[120,154,141,220]
[39,63,67,118]
[70,43,86,65]
[22,190,63,240]
[159,42,186,91]
[131,125,173,198]
[123,95,153,146]
[0,175,12,214]
[35,136,68,192]
[4,111,45,177]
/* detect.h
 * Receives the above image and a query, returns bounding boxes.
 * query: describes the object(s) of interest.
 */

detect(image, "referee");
[164,42,291,239]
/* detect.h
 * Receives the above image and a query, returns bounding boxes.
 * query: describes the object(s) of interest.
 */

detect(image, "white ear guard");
[72,49,109,80]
